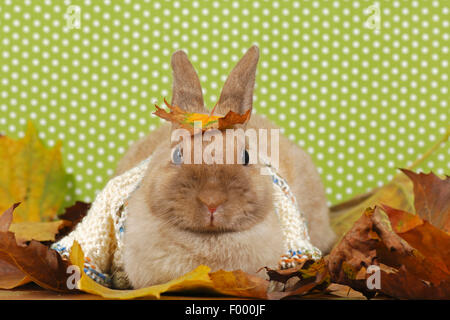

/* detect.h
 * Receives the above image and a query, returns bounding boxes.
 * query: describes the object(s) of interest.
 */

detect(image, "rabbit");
[115,46,336,289]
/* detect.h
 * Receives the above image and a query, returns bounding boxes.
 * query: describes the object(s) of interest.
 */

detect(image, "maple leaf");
[400,169,450,233]
[0,122,73,223]
[153,98,251,134]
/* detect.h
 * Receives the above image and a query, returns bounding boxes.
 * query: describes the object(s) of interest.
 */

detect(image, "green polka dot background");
[1,0,449,205]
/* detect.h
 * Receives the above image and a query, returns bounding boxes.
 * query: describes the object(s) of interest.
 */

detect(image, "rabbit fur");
[115,46,336,288]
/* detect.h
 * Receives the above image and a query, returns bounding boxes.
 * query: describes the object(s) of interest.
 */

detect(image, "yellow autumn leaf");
[69,241,214,299]
[330,173,415,238]
[0,122,72,223]
[185,113,220,127]
[69,241,268,299]
[330,128,449,238]
[9,220,71,244]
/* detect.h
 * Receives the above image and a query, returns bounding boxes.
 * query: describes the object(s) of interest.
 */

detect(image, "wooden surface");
[0,283,249,300]
[0,283,372,300]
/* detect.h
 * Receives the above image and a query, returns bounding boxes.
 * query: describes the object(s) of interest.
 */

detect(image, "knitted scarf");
[52,155,321,288]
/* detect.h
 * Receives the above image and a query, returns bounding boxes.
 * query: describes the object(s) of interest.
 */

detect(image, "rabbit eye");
[172,146,183,165]
[242,149,249,166]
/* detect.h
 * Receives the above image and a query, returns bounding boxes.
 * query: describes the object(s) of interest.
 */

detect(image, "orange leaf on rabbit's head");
[153,98,251,134]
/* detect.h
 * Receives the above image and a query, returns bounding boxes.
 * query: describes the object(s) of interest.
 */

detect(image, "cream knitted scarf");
[52,155,321,288]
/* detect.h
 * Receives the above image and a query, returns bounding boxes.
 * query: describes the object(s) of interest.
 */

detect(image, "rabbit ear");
[215,45,259,116]
[171,50,206,113]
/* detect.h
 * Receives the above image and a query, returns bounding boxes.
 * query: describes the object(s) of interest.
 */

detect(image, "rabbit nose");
[207,207,217,214]
[197,191,226,212]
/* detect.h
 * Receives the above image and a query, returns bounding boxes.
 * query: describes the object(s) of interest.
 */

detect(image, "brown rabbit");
[117,46,336,288]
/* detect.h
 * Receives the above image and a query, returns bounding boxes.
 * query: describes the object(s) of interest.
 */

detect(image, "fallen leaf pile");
[265,259,330,299]
[327,205,450,299]
[262,168,449,300]
[0,123,448,299]
[0,203,73,291]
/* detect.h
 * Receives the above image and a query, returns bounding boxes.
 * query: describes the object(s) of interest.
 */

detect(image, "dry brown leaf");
[327,207,394,297]
[380,204,423,233]
[55,201,90,241]
[379,264,450,300]
[264,261,312,285]
[400,169,450,233]
[265,259,330,299]
[326,283,366,299]
[0,204,73,292]
[327,206,450,299]
[0,203,19,232]
[57,201,90,226]
[0,204,33,289]
[381,205,450,282]
[327,168,450,299]
[0,258,31,289]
